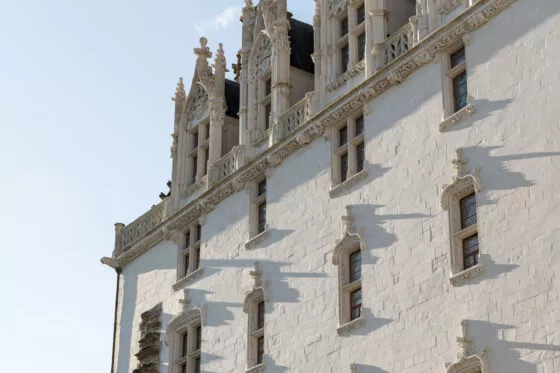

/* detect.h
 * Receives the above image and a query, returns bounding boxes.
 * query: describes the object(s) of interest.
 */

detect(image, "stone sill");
[245,230,271,250]
[329,169,369,198]
[337,315,365,336]
[439,104,477,132]
[246,363,265,373]
[449,263,484,286]
[172,267,205,291]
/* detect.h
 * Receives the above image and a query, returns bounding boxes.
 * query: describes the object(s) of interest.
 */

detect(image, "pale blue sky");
[0,1,312,372]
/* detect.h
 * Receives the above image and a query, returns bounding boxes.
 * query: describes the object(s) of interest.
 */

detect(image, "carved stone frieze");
[327,60,366,92]
[328,0,349,18]
[440,0,463,15]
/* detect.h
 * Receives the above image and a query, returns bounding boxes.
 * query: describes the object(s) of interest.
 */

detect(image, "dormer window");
[259,76,273,133]
[188,122,209,187]
[336,1,367,75]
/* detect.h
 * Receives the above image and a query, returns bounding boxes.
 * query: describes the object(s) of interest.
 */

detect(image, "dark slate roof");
[225,79,240,119]
[289,17,314,74]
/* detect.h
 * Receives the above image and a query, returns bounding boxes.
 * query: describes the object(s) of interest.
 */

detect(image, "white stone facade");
[102,1,560,372]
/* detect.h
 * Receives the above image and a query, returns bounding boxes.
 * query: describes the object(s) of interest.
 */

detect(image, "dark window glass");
[265,79,272,96]
[203,148,209,175]
[451,47,466,68]
[357,142,365,172]
[265,103,272,130]
[194,247,200,270]
[358,32,366,61]
[453,71,468,112]
[196,326,202,350]
[339,126,348,147]
[340,152,348,182]
[460,193,477,229]
[340,17,348,36]
[349,250,362,282]
[182,333,188,357]
[258,180,267,197]
[341,44,349,73]
[196,224,202,242]
[195,358,201,373]
[184,254,190,276]
[463,234,479,270]
[204,125,209,140]
[350,288,362,321]
[192,155,198,183]
[257,336,265,364]
[357,4,366,24]
[355,116,364,136]
[258,202,267,234]
[257,301,265,329]
[181,364,187,373]
[193,132,199,148]
[186,231,191,247]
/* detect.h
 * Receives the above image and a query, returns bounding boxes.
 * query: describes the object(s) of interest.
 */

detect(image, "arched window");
[166,309,203,373]
[243,262,268,372]
[441,149,483,286]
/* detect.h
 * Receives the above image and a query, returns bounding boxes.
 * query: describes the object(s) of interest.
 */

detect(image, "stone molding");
[245,363,265,373]
[172,267,205,292]
[327,60,366,92]
[449,263,485,286]
[103,0,518,268]
[245,229,271,250]
[439,103,477,132]
[329,169,369,198]
[336,315,365,336]
[440,0,464,15]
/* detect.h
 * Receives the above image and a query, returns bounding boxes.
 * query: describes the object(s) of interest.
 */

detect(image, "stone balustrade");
[121,200,167,250]
[277,96,311,140]
[379,22,415,69]
[209,149,236,186]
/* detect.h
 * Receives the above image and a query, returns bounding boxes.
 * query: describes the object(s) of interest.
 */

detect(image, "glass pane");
[184,254,190,276]
[196,326,202,350]
[265,79,272,96]
[460,193,477,228]
[193,132,199,148]
[182,333,188,357]
[194,247,200,270]
[349,250,362,282]
[258,180,267,197]
[181,364,187,373]
[341,44,349,73]
[195,358,201,373]
[357,4,366,24]
[350,288,362,320]
[453,71,468,112]
[196,224,202,242]
[340,17,348,36]
[192,156,198,183]
[355,116,364,136]
[339,126,348,147]
[186,231,191,247]
[340,152,348,182]
[258,202,267,233]
[257,301,265,329]
[358,33,366,62]
[463,234,479,270]
[203,148,209,175]
[257,336,264,364]
[357,142,365,172]
[451,47,466,68]
[265,103,272,130]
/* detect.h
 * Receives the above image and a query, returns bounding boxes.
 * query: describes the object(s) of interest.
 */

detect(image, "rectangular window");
[194,247,200,270]
[453,71,468,112]
[340,152,349,182]
[184,254,190,277]
[257,336,265,364]
[349,250,362,282]
[258,180,267,197]
[181,364,187,373]
[357,142,365,172]
[451,47,466,68]
[192,155,198,183]
[357,33,366,62]
[265,79,272,96]
[258,202,267,234]
[357,4,366,24]
[463,234,479,269]
[257,301,265,329]
[182,332,188,357]
[186,231,191,247]
[341,44,349,74]
[339,126,348,147]
[460,193,477,229]
[203,148,209,175]
[195,358,201,373]
[265,103,272,130]
[355,116,364,136]
[340,17,349,37]
[350,288,362,321]
[195,224,202,243]
[196,325,202,350]
[193,132,199,148]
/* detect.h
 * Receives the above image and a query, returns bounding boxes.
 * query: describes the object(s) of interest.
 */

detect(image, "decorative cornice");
[327,60,366,92]
[103,0,518,268]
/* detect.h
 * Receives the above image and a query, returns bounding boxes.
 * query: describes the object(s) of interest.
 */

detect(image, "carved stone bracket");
[446,321,490,373]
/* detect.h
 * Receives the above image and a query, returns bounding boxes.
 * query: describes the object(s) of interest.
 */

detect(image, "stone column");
[239,1,256,152]
[209,44,227,164]
[369,0,388,73]
[414,0,429,41]
[312,0,322,103]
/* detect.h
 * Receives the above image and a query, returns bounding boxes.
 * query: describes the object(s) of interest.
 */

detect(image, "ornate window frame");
[243,263,268,373]
[166,306,204,373]
[441,150,484,286]
[173,220,204,291]
[248,33,273,146]
[333,207,365,335]
[246,177,270,249]
[446,321,490,373]
[329,109,368,198]
[440,36,476,132]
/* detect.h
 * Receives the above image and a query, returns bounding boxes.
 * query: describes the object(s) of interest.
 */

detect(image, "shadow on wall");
[352,364,390,373]
[462,146,560,205]
[335,163,392,198]
[350,307,393,337]
[466,320,560,373]
[246,229,294,250]
[453,254,518,288]
[445,98,513,133]
[263,355,289,373]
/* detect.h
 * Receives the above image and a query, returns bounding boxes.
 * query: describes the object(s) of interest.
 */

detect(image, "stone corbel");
[446,321,490,373]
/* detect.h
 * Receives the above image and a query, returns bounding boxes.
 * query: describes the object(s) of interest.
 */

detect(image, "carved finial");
[452,148,467,179]
[195,37,212,60]
[179,289,191,311]
[250,261,262,288]
[342,206,356,235]
[214,43,228,71]
[232,51,242,82]
[457,320,474,359]
[172,77,186,102]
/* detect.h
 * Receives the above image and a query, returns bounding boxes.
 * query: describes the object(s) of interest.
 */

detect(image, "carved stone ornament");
[440,0,464,15]
[446,321,490,373]
[441,149,482,210]
[133,303,162,373]
[243,262,268,313]
[440,103,477,132]
[328,0,349,18]
[327,60,366,92]
[102,0,518,269]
